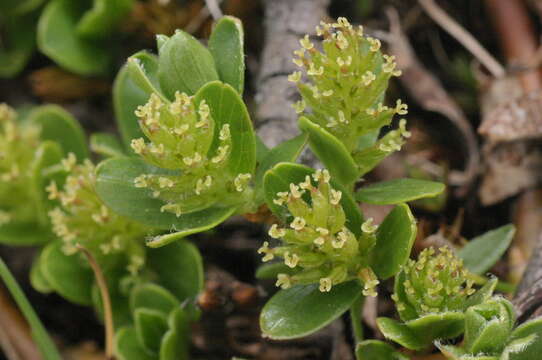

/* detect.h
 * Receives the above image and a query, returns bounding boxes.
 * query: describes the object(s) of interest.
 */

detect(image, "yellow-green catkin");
[130,92,252,216]
[290,17,410,157]
[259,169,380,295]
[47,155,150,274]
[0,104,43,226]
[392,247,476,316]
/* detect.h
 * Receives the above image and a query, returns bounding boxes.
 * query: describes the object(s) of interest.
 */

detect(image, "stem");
[468,273,516,294]
[0,257,62,360]
[418,0,506,78]
[76,244,115,360]
[350,295,365,344]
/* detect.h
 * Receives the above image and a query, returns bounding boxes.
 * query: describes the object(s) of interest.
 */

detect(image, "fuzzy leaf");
[95,157,236,239]
[134,308,168,354]
[27,105,88,160]
[147,241,203,301]
[90,133,126,158]
[508,318,542,360]
[355,340,409,360]
[370,204,416,279]
[263,162,363,237]
[159,307,190,360]
[37,0,110,76]
[458,224,516,275]
[209,16,245,94]
[464,277,498,309]
[126,51,165,101]
[130,283,179,315]
[376,317,426,351]
[407,313,465,348]
[39,241,94,305]
[260,281,362,339]
[355,178,445,205]
[194,81,256,176]
[114,327,155,360]
[158,30,219,98]
[76,0,133,39]
[298,117,359,187]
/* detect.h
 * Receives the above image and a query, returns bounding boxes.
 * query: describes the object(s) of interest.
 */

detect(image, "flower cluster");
[393,247,475,316]
[289,17,408,152]
[259,169,380,295]
[47,155,149,274]
[0,104,43,226]
[131,92,252,216]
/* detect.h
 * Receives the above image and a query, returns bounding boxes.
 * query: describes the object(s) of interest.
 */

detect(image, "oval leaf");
[370,204,416,280]
[158,30,219,98]
[95,157,236,237]
[39,241,94,305]
[298,116,359,187]
[458,224,515,275]
[115,327,155,360]
[37,0,110,76]
[356,178,445,205]
[130,283,179,315]
[90,133,126,158]
[194,81,256,176]
[76,0,133,39]
[27,105,88,160]
[159,307,190,360]
[209,16,245,94]
[260,281,362,339]
[134,308,168,354]
[147,240,203,300]
[355,340,409,360]
[126,51,165,101]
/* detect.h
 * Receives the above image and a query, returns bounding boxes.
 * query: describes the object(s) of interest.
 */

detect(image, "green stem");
[468,273,516,294]
[0,256,62,360]
[350,294,365,344]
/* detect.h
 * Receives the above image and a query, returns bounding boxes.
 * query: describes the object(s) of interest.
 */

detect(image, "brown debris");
[28,67,109,103]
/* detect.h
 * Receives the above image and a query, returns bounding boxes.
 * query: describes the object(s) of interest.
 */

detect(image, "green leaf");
[113,54,156,148]
[355,178,445,205]
[115,327,155,360]
[0,222,53,246]
[30,253,53,293]
[370,204,416,279]
[126,51,165,101]
[159,307,190,360]
[355,340,409,360]
[76,0,133,39]
[134,308,169,354]
[255,135,270,163]
[263,162,363,237]
[298,117,359,187]
[376,317,425,351]
[27,104,88,160]
[393,270,418,322]
[458,225,516,275]
[158,29,219,98]
[208,16,245,94]
[255,262,298,280]
[509,317,542,359]
[407,313,465,348]
[39,241,94,305]
[260,280,363,339]
[90,133,126,158]
[130,283,179,315]
[0,256,62,360]
[147,241,203,300]
[37,0,110,76]
[0,13,36,78]
[194,81,256,176]
[95,157,236,237]
[464,277,497,309]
